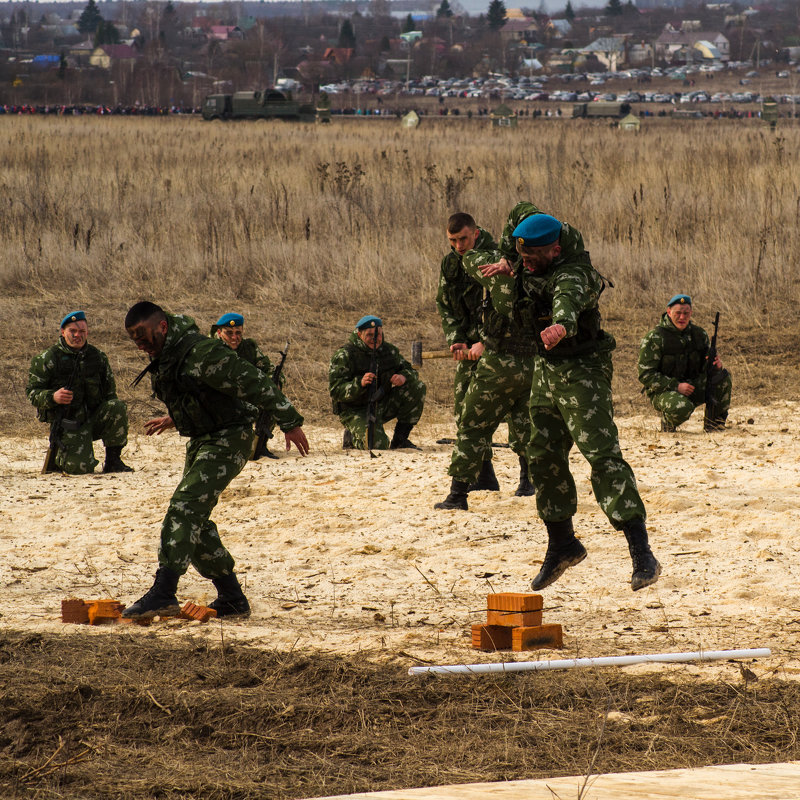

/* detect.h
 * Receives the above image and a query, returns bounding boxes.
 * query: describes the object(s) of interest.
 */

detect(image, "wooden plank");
[311,761,800,799]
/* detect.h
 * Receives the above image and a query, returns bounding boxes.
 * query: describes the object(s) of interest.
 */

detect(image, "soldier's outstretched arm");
[284,427,309,456]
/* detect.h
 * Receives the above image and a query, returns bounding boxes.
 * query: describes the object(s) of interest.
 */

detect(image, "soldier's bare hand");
[713,355,723,369]
[450,343,467,361]
[361,372,376,387]
[677,382,694,397]
[285,426,309,456]
[479,258,513,277]
[390,374,406,387]
[541,324,567,350]
[53,388,73,405]
[467,342,484,360]
[144,416,175,436]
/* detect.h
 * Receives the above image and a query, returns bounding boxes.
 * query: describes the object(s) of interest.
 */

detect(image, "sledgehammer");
[411,340,453,368]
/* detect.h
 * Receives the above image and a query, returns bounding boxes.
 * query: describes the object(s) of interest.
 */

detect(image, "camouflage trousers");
[448,350,534,483]
[158,425,253,578]
[54,399,128,475]
[649,370,732,428]
[338,376,427,450]
[528,350,646,529]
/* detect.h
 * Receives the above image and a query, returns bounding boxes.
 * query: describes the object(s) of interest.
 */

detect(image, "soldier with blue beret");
[460,202,660,593]
[329,315,426,450]
[210,312,287,459]
[27,310,133,474]
[638,294,731,432]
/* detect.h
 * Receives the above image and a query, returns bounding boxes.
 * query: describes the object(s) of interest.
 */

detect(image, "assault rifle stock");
[252,340,289,461]
[366,333,381,458]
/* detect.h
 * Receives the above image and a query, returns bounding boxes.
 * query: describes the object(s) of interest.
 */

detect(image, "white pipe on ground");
[408,648,771,677]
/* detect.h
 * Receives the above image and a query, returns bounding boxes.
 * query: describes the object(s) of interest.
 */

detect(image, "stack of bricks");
[61,598,217,625]
[472,593,563,652]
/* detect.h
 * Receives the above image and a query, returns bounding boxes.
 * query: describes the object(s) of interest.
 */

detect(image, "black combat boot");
[43,448,60,474]
[703,412,727,432]
[531,518,587,590]
[342,429,354,450]
[660,416,677,433]
[514,456,536,497]
[209,573,251,618]
[122,567,181,618]
[390,422,420,450]
[468,460,500,492]
[622,519,661,591]
[252,439,278,460]
[103,446,134,473]
[434,478,469,511]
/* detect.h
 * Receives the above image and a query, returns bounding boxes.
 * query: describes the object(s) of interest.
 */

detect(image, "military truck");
[571,101,631,119]
[202,89,319,122]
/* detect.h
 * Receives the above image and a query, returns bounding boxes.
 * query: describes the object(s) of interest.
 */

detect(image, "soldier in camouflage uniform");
[27,310,132,475]
[211,312,286,459]
[435,212,534,500]
[463,207,660,592]
[638,294,731,432]
[329,315,426,450]
[122,302,309,619]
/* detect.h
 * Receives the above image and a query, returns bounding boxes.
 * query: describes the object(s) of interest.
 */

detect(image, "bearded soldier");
[27,310,132,474]
[638,294,731,432]
[122,302,309,619]
[463,206,661,592]
[329,315,426,450]
[211,312,286,459]
[435,212,534,501]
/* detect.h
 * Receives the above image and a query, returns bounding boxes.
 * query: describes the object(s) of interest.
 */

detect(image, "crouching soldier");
[123,302,309,619]
[27,310,132,474]
[329,315,426,450]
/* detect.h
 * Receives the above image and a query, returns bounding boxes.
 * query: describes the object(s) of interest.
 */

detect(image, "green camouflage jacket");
[27,338,117,424]
[146,314,302,438]
[329,332,415,408]
[435,227,497,347]
[638,313,710,397]
[463,206,608,359]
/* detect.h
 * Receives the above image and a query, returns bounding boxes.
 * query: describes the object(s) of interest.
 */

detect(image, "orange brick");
[61,598,89,624]
[87,599,124,625]
[487,593,543,613]
[486,609,543,628]
[511,624,564,651]
[180,601,218,623]
[471,624,513,651]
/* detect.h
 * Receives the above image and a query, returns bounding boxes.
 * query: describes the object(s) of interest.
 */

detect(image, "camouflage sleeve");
[637,329,677,395]
[328,347,366,405]
[462,248,516,319]
[26,350,57,412]
[435,258,468,346]
[189,343,303,431]
[549,263,601,338]
[388,343,416,381]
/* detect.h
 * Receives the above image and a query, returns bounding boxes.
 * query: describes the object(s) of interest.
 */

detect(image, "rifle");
[41,352,83,474]
[252,340,289,461]
[365,330,383,458]
[703,312,722,429]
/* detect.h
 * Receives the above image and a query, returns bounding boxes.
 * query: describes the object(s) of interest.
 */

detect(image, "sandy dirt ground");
[2,402,798,683]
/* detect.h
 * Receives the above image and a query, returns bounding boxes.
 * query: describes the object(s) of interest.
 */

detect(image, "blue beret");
[215,313,244,328]
[355,315,382,331]
[667,294,692,307]
[512,214,562,247]
[60,310,86,328]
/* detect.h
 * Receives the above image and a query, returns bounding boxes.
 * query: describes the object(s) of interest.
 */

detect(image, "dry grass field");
[2,116,800,799]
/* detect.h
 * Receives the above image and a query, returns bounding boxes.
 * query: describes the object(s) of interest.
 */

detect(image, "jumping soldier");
[463,207,661,592]
[27,310,132,474]
[329,315,426,450]
[638,294,731,432]
[122,302,309,619]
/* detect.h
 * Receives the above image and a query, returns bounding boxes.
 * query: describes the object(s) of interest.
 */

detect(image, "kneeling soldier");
[27,310,132,474]
[329,315,426,450]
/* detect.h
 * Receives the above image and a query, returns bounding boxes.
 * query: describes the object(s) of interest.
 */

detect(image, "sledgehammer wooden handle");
[411,340,453,367]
